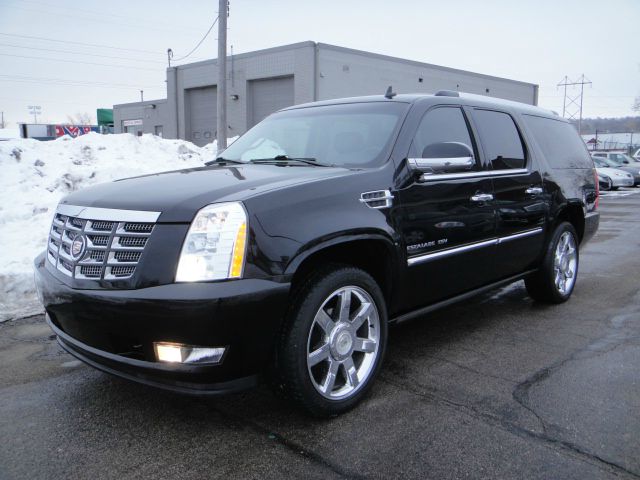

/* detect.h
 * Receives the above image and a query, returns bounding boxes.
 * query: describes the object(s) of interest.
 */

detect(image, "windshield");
[220,102,410,167]
[614,153,636,163]
[593,158,610,168]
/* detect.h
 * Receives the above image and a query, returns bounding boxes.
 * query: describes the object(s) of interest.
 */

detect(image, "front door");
[396,105,497,311]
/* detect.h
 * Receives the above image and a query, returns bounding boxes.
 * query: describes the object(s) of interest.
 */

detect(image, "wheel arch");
[285,233,400,308]
[555,201,585,243]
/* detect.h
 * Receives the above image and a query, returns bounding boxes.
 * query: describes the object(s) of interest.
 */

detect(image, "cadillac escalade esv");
[34,91,599,416]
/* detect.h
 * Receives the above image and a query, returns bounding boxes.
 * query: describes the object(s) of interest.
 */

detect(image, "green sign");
[97,108,113,126]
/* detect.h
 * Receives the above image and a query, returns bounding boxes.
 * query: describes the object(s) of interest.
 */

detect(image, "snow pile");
[0,128,20,140]
[0,133,226,322]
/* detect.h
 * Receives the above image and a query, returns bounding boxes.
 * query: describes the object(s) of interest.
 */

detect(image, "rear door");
[396,105,497,310]
[469,108,547,278]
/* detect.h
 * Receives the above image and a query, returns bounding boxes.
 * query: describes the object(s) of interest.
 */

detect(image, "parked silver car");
[592,157,634,190]
[592,154,640,186]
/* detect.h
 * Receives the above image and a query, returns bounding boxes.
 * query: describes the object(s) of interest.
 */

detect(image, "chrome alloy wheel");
[553,231,577,295]
[306,286,380,400]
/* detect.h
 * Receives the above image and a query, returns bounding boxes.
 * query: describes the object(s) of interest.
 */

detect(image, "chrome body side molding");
[407,227,543,266]
[420,168,529,182]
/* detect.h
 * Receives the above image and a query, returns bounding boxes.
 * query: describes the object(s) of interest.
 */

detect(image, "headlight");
[175,202,248,282]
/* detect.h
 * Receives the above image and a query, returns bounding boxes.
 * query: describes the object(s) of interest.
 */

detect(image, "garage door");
[186,86,216,147]
[248,76,294,128]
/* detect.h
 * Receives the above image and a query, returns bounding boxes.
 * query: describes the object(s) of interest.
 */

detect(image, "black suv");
[34,91,599,416]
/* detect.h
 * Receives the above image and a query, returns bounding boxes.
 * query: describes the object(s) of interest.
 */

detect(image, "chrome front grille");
[46,205,160,281]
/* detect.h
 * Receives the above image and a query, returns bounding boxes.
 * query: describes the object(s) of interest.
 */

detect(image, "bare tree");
[66,112,94,125]
[633,96,640,113]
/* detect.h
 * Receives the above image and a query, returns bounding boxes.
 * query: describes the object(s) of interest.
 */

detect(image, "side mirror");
[407,141,475,175]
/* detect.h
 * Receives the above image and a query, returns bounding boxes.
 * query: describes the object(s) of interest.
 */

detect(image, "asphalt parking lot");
[1,190,639,480]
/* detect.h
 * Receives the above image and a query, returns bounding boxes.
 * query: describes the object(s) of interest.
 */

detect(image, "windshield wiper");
[249,155,330,167]
[204,157,245,166]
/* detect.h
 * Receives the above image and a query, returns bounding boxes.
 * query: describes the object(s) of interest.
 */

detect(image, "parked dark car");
[34,91,599,416]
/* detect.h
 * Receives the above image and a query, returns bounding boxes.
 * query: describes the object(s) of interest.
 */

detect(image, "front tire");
[525,222,579,304]
[276,265,388,416]
[600,178,612,191]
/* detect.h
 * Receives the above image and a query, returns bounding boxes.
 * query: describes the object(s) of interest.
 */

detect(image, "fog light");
[154,342,226,365]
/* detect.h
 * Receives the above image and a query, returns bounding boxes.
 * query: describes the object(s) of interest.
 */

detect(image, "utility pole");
[216,0,228,152]
[28,105,41,124]
[140,90,144,102]
[557,75,592,135]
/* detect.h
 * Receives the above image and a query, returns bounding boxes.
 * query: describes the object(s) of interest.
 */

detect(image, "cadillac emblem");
[71,235,87,260]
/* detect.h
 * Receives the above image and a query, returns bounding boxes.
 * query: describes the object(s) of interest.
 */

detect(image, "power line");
[0,74,162,90]
[9,0,192,27]
[0,73,158,87]
[0,32,163,55]
[0,95,108,107]
[0,52,161,72]
[0,43,167,64]
[1,4,197,34]
[172,16,219,62]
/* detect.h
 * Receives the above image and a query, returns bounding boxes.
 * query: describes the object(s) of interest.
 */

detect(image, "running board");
[390,269,537,325]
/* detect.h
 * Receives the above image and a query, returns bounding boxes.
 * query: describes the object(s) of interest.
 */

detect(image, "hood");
[60,164,352,222]
[596,167,631,178]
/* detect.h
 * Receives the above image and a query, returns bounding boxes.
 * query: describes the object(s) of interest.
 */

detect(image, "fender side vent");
[360,190,394,209]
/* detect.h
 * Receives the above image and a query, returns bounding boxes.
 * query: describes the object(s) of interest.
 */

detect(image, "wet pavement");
[1,190,639,479]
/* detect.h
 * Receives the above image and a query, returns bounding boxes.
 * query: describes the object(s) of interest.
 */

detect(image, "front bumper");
[35,253,290,395]
[612,176,634,187]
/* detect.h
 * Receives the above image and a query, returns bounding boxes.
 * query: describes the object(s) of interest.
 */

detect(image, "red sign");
[54,125,95,138]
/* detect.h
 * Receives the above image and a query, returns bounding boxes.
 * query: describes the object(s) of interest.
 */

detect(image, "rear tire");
[275,265,388,417]
[525,222,579,304]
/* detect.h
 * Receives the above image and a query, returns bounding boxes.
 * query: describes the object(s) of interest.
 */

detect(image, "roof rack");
[434,90,460,97]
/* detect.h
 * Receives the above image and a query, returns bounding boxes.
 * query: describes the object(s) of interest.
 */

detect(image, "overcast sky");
[0,0,638,126]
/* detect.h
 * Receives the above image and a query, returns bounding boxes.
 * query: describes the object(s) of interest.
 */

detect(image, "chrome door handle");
[525,187,543,195]
[470,193,494,202]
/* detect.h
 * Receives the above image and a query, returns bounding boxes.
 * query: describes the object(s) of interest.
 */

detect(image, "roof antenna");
[384,86,397,99]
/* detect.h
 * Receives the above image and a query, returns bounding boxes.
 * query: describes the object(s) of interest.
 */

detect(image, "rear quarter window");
[523,114,593,169]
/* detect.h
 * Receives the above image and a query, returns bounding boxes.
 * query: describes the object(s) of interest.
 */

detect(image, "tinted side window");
[473,110,526,170]
[411,107,478,170]
[522,115,593,169]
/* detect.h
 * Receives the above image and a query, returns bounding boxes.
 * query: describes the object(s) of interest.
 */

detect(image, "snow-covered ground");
[0,128,20,140]
[0,133,225,322]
